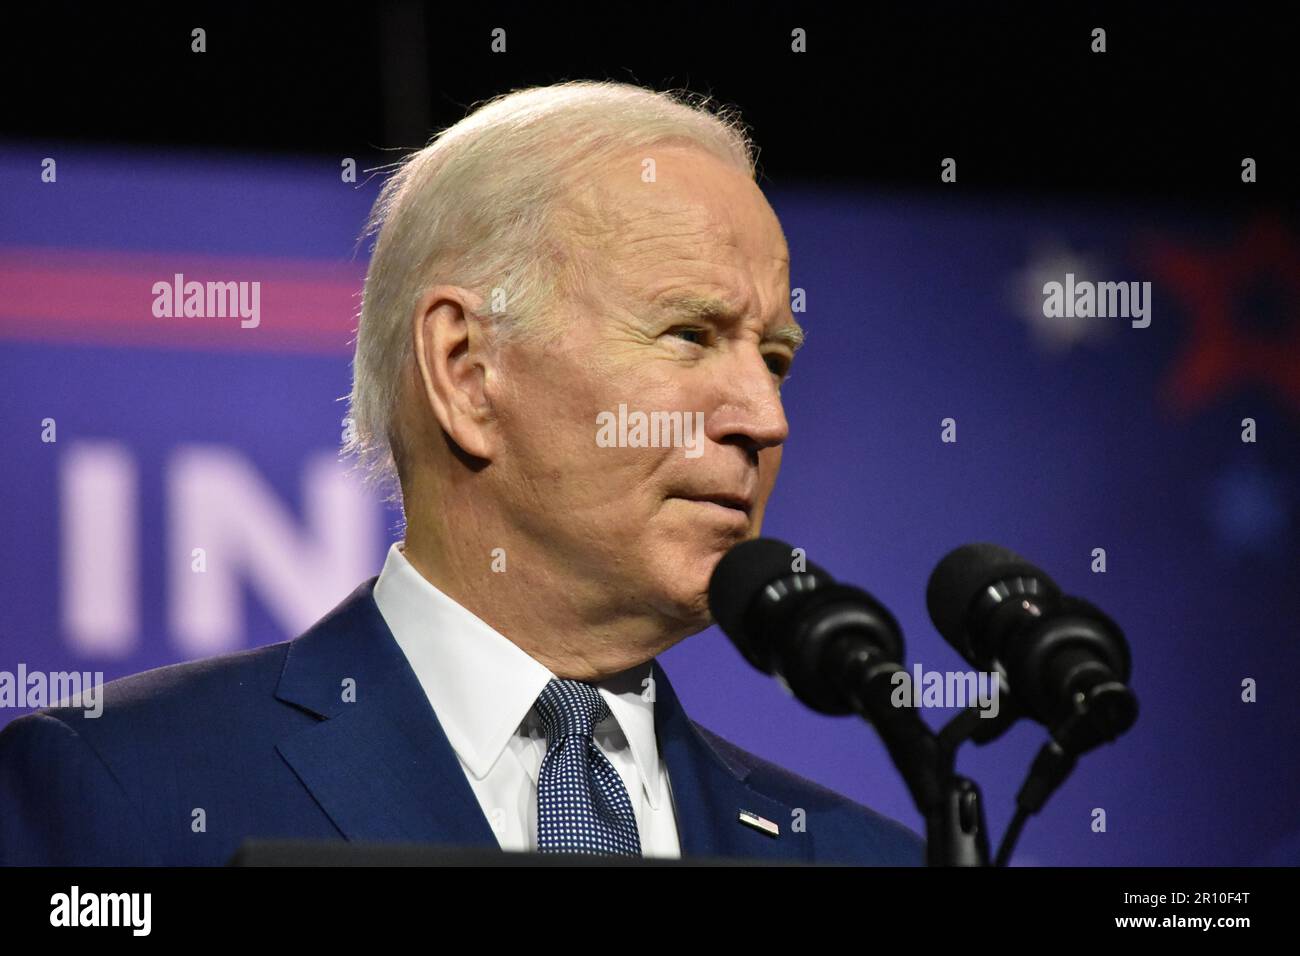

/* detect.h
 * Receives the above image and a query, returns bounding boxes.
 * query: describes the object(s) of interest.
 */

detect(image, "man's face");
[490,144,798,633]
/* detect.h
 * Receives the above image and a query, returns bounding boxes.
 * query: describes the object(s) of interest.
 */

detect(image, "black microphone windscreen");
[925,542,1054,645]
[708,537,815,640]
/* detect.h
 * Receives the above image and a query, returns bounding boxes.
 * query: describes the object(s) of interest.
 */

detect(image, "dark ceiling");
[2,2,1293,208]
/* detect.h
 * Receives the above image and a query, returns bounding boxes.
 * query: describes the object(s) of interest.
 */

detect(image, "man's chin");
[655,605,713,647]
[641,552,728,629]
[635,520,751,622]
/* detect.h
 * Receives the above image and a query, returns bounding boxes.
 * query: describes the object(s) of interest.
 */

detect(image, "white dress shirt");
[372,541,682,857]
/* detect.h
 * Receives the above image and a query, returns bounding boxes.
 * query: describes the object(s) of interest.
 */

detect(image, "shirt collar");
[372,542,664,809]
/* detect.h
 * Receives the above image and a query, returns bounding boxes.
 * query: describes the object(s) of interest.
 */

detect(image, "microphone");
[709,538,946,812]
[708,537,904,716]
[927,543,1140,863]
[925,543,1138,755]
[709,537,982,863]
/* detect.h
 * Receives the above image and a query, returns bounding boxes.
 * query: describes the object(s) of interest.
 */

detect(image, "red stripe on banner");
[0,247,367,354]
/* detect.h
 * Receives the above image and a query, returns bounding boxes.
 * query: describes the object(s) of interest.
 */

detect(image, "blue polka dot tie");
[534,678,642,857]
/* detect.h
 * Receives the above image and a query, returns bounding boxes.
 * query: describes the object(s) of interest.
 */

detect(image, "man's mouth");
[671,493,754,518]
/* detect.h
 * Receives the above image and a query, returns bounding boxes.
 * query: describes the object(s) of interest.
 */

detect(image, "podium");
[229,839,812,866]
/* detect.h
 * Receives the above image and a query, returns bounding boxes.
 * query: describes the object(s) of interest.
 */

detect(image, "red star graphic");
[1145,215,1300,415]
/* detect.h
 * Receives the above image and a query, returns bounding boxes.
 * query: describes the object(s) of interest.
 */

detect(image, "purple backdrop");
[1,143,1297,865]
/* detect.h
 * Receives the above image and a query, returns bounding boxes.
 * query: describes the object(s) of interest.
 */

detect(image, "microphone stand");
[838,637,1093,865]
[818,618,1127,864]
[930,682,1094,867]
[847,659,992,865]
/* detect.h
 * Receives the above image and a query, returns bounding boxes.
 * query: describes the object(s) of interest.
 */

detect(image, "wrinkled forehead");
[565,152,790,298]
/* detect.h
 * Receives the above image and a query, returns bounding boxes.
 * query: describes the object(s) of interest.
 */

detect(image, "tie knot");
[534,678,610,741]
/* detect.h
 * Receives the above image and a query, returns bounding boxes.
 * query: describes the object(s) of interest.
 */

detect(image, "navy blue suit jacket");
[0,579,923,865]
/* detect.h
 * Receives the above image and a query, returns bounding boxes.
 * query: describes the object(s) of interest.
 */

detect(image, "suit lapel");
[273,579,499,849]
[272,579,812,862]
[652,660,815,863]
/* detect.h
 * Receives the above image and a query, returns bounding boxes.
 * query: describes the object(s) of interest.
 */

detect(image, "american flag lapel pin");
[738,809,780,838]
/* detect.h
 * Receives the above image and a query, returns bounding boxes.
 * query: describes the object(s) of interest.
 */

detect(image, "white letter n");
[167,446,378,654]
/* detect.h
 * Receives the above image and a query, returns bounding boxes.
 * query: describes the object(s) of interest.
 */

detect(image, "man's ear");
[410,285,498,461]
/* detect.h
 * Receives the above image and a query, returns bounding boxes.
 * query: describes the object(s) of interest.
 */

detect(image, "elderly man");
[0,81,922,865]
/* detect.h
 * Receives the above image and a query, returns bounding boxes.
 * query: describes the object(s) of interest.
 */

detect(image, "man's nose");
[704,347,789,455]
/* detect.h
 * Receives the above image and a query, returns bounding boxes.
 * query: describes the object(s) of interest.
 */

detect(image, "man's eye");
[668,327,709,345]
[765,354,792,379]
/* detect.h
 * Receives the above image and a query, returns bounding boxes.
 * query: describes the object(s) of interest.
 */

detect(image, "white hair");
[342,80,757,504]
